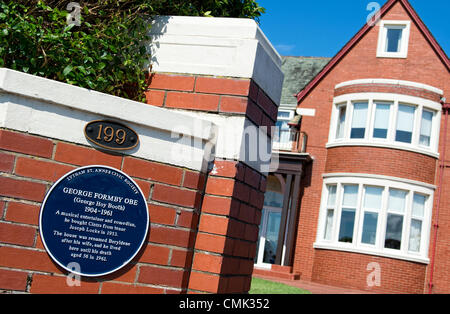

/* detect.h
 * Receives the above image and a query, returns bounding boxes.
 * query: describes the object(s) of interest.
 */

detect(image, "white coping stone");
[335,78,444,96]
[148,15,284,106]
[0,68,217,172]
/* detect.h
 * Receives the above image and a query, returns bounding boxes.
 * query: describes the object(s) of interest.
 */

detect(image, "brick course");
[146,73,277,134]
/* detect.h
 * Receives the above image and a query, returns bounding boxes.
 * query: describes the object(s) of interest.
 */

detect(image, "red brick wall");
[145,73,277,134]
[0,129,204,294]
[188,159,266,293]
[293,0,450,294]
[334,83,442,102]
[312,249,427,294]
[325,146,437,185]
[428,109,450,294]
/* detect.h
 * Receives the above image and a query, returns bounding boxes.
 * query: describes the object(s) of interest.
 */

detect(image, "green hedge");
[0,1,264,102]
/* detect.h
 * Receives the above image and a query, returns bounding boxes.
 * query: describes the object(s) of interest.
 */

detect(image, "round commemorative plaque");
[39,165,149,277]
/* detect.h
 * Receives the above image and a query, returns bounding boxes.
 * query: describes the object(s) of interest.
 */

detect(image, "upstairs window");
[350,102,368,139]
[329,94,440,157]
[377,21,411,58]
[273,109,295,151]
[373,102,391,139]
[395,104,415,144]
[386,26,403,53]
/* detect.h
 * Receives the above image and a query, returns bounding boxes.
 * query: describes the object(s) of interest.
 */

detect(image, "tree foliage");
[0,0,265,101]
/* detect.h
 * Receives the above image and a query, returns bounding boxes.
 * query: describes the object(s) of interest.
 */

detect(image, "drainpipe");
[428,101,449,294]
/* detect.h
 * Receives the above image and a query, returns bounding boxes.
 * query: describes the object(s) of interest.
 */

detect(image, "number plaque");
[84,120,139,151]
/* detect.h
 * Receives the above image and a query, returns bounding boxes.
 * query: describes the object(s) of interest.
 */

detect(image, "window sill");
[313,242,430,265]
[325,141,439,159]
[376,53,408,59]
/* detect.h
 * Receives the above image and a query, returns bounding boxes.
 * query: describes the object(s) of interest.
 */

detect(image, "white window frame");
[377,20,411,58]
[314,174,434,264]
[273,109,295,150]
[327,92,442,158]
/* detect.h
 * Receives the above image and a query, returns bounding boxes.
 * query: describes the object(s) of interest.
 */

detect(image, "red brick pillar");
[145,73,279,293]
[146,16,284,293]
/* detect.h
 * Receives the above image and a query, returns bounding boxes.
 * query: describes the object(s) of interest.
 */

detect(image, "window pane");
[386,27,403,52]
[263,211,281,264]
[412,193,426,218]
[362,212,378,245]
[351,103,368,139]
[409,219,422,252]
[420,110,433,146]
[385,213,403,250]
[277,111,291,119]
[373,103,391,139]
[364,186,383,209]
[327,185,337,207]
[276,120,290,144]
[388,189,407,213]
[336,105,347,139]
[324,209,334,241]
[339,208,355,243]
[264,191,283,208]
[396,104,415,143]
[342,185,358,207]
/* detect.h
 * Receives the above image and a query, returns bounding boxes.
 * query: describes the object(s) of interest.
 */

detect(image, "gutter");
[428,101,449,293]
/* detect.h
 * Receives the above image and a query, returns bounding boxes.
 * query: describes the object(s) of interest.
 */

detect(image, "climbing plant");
[0,0,265,101]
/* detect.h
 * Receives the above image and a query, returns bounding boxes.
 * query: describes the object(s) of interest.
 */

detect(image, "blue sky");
[257,0,449,58]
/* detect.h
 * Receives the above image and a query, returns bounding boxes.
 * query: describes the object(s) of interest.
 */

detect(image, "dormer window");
[377,21,411,58]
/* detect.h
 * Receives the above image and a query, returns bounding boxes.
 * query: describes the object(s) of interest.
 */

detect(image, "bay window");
[315,175,433,263]
[329,93,441,157]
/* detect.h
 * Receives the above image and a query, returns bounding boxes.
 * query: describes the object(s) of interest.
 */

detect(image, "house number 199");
[84,120,139,151]
[96,124,127,145]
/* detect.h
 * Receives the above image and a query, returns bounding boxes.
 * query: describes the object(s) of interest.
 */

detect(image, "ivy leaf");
[63,65,73,76]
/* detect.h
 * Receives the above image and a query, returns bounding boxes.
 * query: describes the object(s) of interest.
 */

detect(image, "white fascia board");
[148,15,284,105]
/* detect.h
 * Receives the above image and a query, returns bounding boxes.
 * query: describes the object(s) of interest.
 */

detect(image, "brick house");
[253,0,450,294]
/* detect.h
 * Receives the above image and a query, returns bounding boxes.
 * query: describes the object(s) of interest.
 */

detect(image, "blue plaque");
[39,165,149,277]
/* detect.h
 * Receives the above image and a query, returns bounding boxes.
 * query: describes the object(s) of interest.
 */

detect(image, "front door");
[255,206,283,268]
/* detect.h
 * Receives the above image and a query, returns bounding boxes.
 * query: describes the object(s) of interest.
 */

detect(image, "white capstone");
[149,15,284,105]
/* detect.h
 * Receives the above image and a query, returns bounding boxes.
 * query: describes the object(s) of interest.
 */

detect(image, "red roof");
[296,0,450,106]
